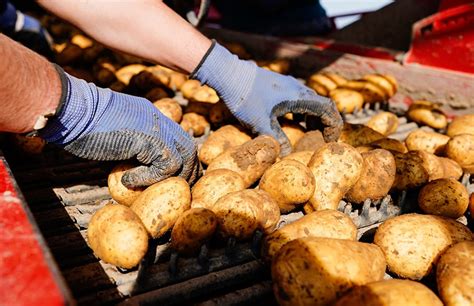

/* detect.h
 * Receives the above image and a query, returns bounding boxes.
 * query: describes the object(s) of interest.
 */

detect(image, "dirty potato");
[438,157,463,180]
[131,177,191,238]
[115,64,147,86]
[407,100,448,129]
[294,130,326,152]
[209,102,234,125]
[405,130,450,154]
[191,169,245,209]
[361,74,397,98]
[108,163,144,206]
[338,123,385,147]
[374,213,473,280]
[262,210,356,261]
[307,73,337,96]
[329,88,364,113]
[87,203,148,269]
[370,138,408,153]
[437,241,474,306]
[447,114,474,137]
[282,151,313,166]
[272,237,386,306]
[170,208,217,255]
[446,134,474,173]
[307,143,364,210]
[281,122,305,149]
[391,151,444,190]
[366,112,399,136]
[345,149,396,204]
[180,112,210,137]
[418,178,469,219]
[259,160,315,213]
[241,189,280,234]
[153,98,183,123]
[206,135,280,188]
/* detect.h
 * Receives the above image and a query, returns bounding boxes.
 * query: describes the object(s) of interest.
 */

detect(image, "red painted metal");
[404,4,474,74]
[0,159,66,306]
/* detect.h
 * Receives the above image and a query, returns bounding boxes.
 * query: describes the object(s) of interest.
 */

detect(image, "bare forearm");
[0,34,61,133]
[38,0,212,73]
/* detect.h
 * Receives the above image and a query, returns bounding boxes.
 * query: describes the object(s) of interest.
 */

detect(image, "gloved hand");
[40,66,200,188]
[0,1,52,56]
[191,41,343,155]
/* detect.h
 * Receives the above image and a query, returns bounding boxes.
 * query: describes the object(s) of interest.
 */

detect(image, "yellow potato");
[259,160,315,213]
[208,102,234,125]
[407,100,448,129]
[418,178,469,219]
[87,203,148,269]
[366,112,399,136]
[345,149,396,204]
[446,134,474,173]
[307,143,364,210]
[180,79,202,99]
[405,130,450,154]
[191,169,245,209]
[329,89,364,113]
[356,145,374,153]
[341,80,367,91]
[418,150,445,181]
[339,123,385,147]
[241,189,280,234]
[108,163,144,207]
[206,135,280,188]
[131,177,191,238]
[272,237,386,306]
[334,279,442,306]
[281,122,305,149]
[437,241,474,306]
[259,58,290,74]
[391,151,430,190]
[170,208,217,255]
[281,151,313,166]
[294,130,326,152]
[115,64,147,86]
[262,210,356,261]
[199,125,252,165]
[382,74,398,92]
[374,213,473,280]
[192,85,219,103]
[180,112,210,137]
[168,72,187,90]
[152,98,183,123]
[71,34,94,49]
[370,138,408,153]
[358,82,387,103]
[438,157,463,180]
[323,72,347,87]
[12,134,46,154]
[307,73,337,96]
[362,74,397,98]
[447,114,474,137]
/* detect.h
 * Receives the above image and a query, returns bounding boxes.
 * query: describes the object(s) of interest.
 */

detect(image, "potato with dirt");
[438,157,463,180]
[370,138,407,153]
[407,100,448,129]
[334,279,442,306]
[152,98,183,123]
[447,114,474,137]
[180,112,210,137]
[241,189,280,234]
[199,125,252,166]
[170,208,217,255]
[418,178,469,219]
[338,123,385,147]
[272,237,386,306]
[405,129,450,154]
[361,74,398,98]
[281,151,313,166]
[345,149,396,204]
[366,112,399,136]
[191,169,245,209]
[259,160,315,213]
[294,130,326,152]
[262,210,356,261]
[206,135,280,187]
[374,213,473,280]
[307,143,364,210]
[391,151,442,191]
[437,241,474,306]
[281,122,305,149]
[131,177,191,238]
[115,64,147,86]
[446,134,474,173]
[329,88,364,113]
[87,203,148,269]
[108,163,144,206]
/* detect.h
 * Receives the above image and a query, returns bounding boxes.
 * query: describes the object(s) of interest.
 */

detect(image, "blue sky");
[321,0,394,28]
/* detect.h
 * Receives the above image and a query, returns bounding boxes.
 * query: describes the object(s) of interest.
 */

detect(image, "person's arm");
[0,34,60,133]
[38,0,211,73]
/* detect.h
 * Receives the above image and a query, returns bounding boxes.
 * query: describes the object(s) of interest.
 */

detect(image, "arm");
[38,0,211,73]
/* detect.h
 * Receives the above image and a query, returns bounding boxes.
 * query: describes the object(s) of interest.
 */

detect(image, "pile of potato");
[23,19,474,305]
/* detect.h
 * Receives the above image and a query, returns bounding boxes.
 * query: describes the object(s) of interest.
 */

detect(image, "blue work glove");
[0,1,52,56]
[191,41,343,155]
[40,66,200,187]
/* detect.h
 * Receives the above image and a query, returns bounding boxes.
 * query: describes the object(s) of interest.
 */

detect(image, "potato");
[262,210,356,261]
[329,89,364,113]
[418,178,469,219]
[241,189,280,234]
[281,122,305,148]
[405,130,450,154]
[438,157,463,180]
[370,138,408,153]
[258,58,290,74]
[374,213,473,280]
[307,73,337,96]
[209,102,234,125]
[12,134,46,154]
[55,43,82,65]
[447,114,474,137]
[272,237,386,306]
[307,143,364,210]
[323,72,347,87]
[115,64,147,86]
[87,203,148,269]
[145,87,169,101]
[356,145,374,153]
[191,169,245,209]
[168,71,187,90]
[391,151,430,190]
[211,190,263,240]
[382,74,398,92]
[184,101,212,116]
[346,149,396,204]
[334,279,442,306]
[358,81,387,103]
[366,112,398,136]
[71,34,94,49]
[180,112,210,137]
[418,150,445,181]
[108,164,144,206]
[437,241,474,306]
[294,130,326,152]
[192,85,219,103]
[199,125,252,165]
[131,177,191,238]
[152,98,182,123]
[361,74,397,98]
[259,160,315,213]
[282,151,313,166]
[339,123,385,147]
[207,135,280,188]
[93,60,117,86]
[446,134,474,173]
[180,79,201,99]
[170,208,217,255]
[407,100,448,129]
[341,80,366,91]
